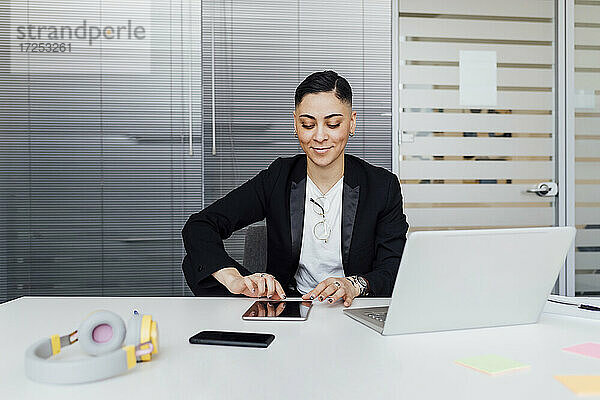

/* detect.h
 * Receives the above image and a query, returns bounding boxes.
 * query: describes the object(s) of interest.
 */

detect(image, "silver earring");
[294,131,298,137]
[349,131,354,137]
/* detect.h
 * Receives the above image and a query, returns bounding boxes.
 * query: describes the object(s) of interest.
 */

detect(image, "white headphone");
[25,310,158,384]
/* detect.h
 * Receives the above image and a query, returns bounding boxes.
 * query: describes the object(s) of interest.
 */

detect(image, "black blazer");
[182,154,409,297]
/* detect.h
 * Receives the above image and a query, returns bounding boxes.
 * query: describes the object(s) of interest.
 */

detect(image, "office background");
[0,0,392,301]
[0,0,598,303]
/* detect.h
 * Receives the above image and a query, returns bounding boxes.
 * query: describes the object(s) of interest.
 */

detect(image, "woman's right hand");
[213,268,287,299]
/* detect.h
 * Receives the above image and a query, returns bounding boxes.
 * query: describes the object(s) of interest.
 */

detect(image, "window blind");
[0,0,200,301]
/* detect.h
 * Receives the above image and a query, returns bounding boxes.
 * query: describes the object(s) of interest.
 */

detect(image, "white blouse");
[294,175,344,294]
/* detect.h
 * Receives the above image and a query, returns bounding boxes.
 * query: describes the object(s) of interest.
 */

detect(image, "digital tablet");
[242,300,313,321]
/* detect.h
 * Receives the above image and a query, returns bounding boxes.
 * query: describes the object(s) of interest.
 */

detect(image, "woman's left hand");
[301,277,360,307]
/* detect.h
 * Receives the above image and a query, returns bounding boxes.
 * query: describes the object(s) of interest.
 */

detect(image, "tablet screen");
[242,300,313,320]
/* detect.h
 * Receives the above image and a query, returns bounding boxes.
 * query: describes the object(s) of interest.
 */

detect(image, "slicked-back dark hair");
[294,70,352,108]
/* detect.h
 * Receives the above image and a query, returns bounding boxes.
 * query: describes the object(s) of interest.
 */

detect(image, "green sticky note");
[455,354,530,375]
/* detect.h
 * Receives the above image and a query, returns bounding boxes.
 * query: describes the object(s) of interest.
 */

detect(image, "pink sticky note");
[563,343,600,359]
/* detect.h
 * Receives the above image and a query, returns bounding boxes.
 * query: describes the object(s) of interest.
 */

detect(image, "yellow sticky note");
[555,376,600,396]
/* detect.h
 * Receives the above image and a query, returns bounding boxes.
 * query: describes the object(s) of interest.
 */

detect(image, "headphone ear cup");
[125,314,142,348]
[78,310,126,356]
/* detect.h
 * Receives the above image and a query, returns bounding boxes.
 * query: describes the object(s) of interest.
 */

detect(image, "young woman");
[182,70,409,307]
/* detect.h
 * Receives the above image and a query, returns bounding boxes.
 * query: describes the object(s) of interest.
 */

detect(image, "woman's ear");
[292,111,298,136]
[350,110,357,135]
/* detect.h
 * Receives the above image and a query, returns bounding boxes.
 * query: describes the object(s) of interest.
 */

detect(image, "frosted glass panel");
[398,0,557,232]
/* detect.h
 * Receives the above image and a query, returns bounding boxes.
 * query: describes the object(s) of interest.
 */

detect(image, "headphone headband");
[25,337,135,384]
[24,310,158,384]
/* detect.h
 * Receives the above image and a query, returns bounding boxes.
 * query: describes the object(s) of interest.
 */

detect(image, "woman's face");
[293,91,357,169]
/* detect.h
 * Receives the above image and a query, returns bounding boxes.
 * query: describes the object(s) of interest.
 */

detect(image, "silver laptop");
[344,227,576,335]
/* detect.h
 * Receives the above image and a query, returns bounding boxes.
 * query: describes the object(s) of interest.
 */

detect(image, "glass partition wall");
[573,0,600,295]
[397,1,557,229]
[395,0,599,296]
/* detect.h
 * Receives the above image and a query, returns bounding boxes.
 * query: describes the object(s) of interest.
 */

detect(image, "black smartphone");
[189,330,275,348]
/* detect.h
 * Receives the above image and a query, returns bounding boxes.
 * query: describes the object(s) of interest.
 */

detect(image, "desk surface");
[1,296,599,399]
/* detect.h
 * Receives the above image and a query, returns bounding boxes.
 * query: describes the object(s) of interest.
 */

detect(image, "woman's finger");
[274,279,286,299]
[252,275,266,297]
[342,282,358,307]
[265,275,275,298]
[318,282,339,302]
[326,287,346,304]
[343,296,354,307]
[307,278,333,301]
[243,276,256,296]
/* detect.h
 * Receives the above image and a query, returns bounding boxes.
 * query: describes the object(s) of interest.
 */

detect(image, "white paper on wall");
[459,50,497,107]
[574,89,596,110]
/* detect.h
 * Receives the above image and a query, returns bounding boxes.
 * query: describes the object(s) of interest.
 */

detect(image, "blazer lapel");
[289,157,307,264]
[342,155,360,269]
[289,154,360,269]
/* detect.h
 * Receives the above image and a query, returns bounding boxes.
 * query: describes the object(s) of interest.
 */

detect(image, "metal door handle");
[526,184,550,195]
[526,182,558,197]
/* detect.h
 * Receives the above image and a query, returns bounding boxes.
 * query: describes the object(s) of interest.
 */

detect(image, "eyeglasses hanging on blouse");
[310,197,332,243]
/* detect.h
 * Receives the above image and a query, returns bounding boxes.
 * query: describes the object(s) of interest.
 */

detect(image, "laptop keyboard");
[366,312,387,322]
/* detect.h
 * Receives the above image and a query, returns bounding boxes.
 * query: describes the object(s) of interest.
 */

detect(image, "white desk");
[1,296,598,399]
